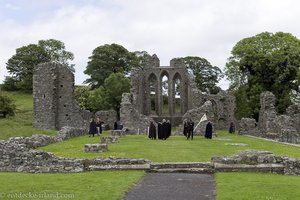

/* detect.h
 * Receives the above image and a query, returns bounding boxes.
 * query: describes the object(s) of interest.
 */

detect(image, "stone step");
[87,164,150,171]
[214,163,285,174]
[148,167,215,174]
[150,162,213,169]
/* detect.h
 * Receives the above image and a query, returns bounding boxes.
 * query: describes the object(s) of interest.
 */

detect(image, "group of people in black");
[88,117,104,137]
[183,118,195,140]
[148,119,171,140]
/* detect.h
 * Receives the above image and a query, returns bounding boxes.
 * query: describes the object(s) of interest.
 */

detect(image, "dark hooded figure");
[157,122,163,139]
[205,121,213,139]
[187,119,194,140]
[114,121,118,130]
[183,119,189,138]
[166,120,171,138]
[148,121,157,139]
[229,122,235,134]
[161,119,168,140]
[89,119,98,137]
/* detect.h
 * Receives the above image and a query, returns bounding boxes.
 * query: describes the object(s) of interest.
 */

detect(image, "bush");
[0,93,16,118]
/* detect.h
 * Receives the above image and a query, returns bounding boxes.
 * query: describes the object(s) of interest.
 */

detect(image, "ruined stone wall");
[95,110,118,130]
[120,93,153,134]
[239,91,300,144]
[0,127,149,173]
[121,55,236,133]
[33,62,91,131]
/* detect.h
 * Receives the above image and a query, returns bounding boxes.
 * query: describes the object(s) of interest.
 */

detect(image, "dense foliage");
[84,44,139,88]
[181,56,224,94]
[226,32,300,119]
[86,73,131,117]
[4,39,74,92]
[0,93,16,118]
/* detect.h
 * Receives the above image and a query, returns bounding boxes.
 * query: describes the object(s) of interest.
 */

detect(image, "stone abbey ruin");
[32,56,300,144]
[120,55,235,134]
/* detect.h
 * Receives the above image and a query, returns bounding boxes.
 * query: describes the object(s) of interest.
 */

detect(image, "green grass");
[0,91,56,140]
[0,171,145,200]
[40,130,300,161]
[215,172,300,200]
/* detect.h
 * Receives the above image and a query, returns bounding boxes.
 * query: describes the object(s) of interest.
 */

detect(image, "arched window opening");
[149,75,157,115]
[174,77,181,114]
[161,75,169,114]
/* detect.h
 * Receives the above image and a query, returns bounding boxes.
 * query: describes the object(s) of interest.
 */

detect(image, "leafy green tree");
[226,32,300,118]
[86,73,131,117]
[4,39,74,92]
[74,85,91,109]
[181,56,224,94]
[38,39,75,71]
[0,93,16,118]
[84,44,140,88]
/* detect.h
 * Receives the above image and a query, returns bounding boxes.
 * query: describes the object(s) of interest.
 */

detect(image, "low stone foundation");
[101,136,119,144]
[111,130,127,136]
[84,144,108,152]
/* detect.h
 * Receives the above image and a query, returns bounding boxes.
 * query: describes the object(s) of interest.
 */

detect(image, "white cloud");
[1,0,300,89]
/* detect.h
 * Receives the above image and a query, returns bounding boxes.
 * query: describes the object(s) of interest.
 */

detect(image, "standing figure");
[229,122,235,134]
[183,119,189,138]
[157,122,163,139]
[187,119,194,140]
[166,120,171,139]
[148,120,157,139]
[114,121,118,130]
[204,121,213,139]
[161,119,167,140]
[96,117,103,135]
[88,119,97,137]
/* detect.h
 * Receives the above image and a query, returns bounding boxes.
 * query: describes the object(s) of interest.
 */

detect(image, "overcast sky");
[1,0,300,89]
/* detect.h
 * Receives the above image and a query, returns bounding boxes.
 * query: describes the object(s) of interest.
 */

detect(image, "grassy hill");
[0,90,56,140]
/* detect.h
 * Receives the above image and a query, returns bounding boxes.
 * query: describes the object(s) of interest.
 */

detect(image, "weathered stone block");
[101,136,119,144]
[84,144,108,152]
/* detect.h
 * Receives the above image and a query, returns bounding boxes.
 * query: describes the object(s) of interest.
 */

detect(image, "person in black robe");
[166,120,171,138]
[187,119,194,140]
[114,121,118,130]
[205,121,213,139]
[229,122,235,134]
[183,119,189,138]
[161,119,168,140]
[88,119,97,137]
[157,122,163,139]
[148,120,156,139]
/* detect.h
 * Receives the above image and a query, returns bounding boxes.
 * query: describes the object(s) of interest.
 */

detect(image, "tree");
[86,73,131,117]
[74,85,91,109]
[38,39,75,71]
[4,39,74,91]
[181,56,224,94]
[0,93,16,118]
[84,44,140,88]
[226,32,300,118]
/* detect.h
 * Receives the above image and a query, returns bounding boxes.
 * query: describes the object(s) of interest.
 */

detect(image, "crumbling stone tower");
[33,62,90,130]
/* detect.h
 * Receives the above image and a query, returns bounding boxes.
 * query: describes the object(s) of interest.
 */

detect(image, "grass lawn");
[0,91,56,140]
[40,130,300,162]
[215,172,300,200]
[0,171,145,200]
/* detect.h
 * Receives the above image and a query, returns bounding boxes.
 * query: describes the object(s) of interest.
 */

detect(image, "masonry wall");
[33,62,91,131]
[121,55,236,133]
